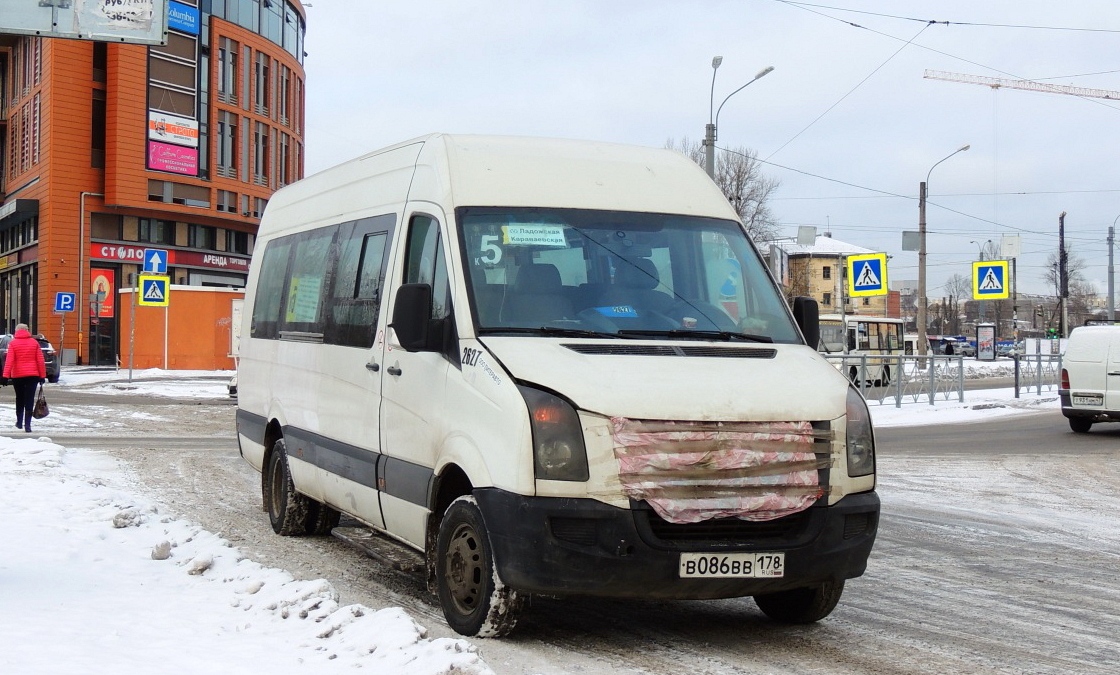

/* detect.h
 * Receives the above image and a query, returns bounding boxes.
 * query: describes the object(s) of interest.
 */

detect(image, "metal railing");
[822,353,1062,407]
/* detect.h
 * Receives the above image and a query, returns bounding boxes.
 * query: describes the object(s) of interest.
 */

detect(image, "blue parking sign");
[54,292,76,312]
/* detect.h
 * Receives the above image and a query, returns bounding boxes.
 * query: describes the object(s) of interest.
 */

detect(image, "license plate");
[1072,393,1103,406]
[679,552,785,578]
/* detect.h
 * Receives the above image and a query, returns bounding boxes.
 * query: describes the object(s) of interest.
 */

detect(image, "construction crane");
[924,70,1120,100]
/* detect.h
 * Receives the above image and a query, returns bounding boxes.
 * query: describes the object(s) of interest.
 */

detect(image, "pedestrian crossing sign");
[138,274,170,307]
[847,253,888,297]
[973,261,1009,299]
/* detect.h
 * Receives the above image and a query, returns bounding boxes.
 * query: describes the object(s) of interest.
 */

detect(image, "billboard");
[148,140,198,176]
[148,111,198,147]
[0,0,168,45]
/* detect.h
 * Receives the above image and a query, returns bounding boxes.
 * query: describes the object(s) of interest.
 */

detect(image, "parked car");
[959,343,977,357]
[996,342,1021,358]
[0,333,61,384]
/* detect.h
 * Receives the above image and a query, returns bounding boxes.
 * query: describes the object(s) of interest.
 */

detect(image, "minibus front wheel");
[753,579,844,624]
[436,496,523,637]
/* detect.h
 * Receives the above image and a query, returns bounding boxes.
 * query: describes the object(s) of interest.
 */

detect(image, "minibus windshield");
[458,207,801,343]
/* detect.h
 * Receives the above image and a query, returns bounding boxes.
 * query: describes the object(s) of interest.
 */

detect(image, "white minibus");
[235,134,879,637]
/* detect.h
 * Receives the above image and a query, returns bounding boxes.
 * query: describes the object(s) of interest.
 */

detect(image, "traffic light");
[1046,327,1059,339]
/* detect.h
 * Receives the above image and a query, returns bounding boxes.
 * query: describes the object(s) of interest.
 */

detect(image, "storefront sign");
[168,1,201,35]
[90,243,250,272]
[148,112,199,148]
[148,140,198,176]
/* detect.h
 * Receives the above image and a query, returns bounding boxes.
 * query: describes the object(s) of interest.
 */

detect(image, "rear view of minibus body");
[236,134,879,637]
[1060,325,1120,432]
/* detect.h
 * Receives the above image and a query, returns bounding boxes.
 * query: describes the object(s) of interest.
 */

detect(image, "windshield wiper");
[617,329,773,343]
[479,326,625,339]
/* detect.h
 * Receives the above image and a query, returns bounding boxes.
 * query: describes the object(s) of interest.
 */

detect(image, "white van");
[1060,325,1120,433]
[235,134,879,637]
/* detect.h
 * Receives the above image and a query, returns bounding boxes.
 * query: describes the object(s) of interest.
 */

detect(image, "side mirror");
[792,296,819,349]
[391,283,432,352]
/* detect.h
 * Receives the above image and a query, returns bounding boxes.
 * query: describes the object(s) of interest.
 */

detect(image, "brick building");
[774,234,900,318]
[0,1,306,365]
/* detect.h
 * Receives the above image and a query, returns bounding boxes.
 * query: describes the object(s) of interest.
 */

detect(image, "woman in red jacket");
[4,323,46,432]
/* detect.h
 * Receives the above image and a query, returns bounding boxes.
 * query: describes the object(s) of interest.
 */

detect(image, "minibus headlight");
[845,387,875,478]
[518,385,589,482]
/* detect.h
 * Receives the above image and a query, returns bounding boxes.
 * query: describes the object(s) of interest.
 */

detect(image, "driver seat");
[600,258,675,314]
[502,263,574,325]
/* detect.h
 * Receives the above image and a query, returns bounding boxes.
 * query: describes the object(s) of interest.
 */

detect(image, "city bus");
[819,314,905,386]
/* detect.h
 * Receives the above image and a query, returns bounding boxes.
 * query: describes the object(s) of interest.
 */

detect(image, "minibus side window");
[324,215,395,348]
[280,227,336,336]
[404,215,450,320]
[251,239,292,339]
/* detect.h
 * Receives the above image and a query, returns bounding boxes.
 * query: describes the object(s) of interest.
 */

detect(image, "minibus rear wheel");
[436,496,523,637]
[753,579,844,624]
[265,439,313,536]
[1069,417,1093,434]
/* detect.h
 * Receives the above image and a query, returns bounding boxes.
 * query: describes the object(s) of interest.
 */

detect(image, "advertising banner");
[977,323,996,362]
[91,268,116,318]
[148,140,198,176]
[148,112,198,148]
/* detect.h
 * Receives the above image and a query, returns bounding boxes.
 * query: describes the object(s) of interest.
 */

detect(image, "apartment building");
[0,1,306,365]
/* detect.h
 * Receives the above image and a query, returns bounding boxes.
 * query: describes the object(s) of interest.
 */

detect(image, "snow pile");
[0,436,494,675]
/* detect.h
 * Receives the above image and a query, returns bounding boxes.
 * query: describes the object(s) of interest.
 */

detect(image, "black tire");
[264,438,313,536]
[305,501,341,535]
[436,496,523,637]
[754,579,845,624]
[1069,417,1093,434]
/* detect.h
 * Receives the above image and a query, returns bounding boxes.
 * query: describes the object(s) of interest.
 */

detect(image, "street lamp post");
[1109,215,1117,322]
[704,57,773,178]
[917,144,970,357]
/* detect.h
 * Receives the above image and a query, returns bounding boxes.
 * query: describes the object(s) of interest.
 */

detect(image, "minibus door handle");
[387,365,403,376]
[366,362,380,372]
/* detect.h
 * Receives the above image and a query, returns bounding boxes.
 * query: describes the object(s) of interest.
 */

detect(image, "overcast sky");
[299,1,1120,300]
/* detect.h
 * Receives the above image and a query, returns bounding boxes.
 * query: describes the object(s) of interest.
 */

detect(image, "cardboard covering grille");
[610,418,829,524]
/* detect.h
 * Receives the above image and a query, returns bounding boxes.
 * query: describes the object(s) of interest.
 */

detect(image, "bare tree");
[666,138,781,243]
[1044,248,1098,328]
[943,273,971,334]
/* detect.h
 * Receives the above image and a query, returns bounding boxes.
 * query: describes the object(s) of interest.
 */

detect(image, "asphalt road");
[29,387,1120,675]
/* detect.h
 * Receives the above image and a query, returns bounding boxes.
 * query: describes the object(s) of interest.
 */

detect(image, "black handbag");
[32,384,49,419]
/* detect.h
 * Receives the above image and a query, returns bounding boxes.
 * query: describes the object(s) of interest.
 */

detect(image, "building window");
[822,266,831,280]
[863,297,870,306]
[91,213,122,240]
[277,65,290,125]
[139,219,174,245]
[217,111,238,177]
[253,121,269,186]
[293,76,303,134]
[254,197,268,218]
[218,37,239,104]
[217,190,239,213]
[189,224,217,250]
[278,132,291,186]
[227,230,250,254]
[254,52,270,115]
[91,90,106,168]
[93,42,107,83]
[823,292,832,306]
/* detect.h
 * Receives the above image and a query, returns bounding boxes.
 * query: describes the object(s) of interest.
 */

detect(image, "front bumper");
[476,488,879,599]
